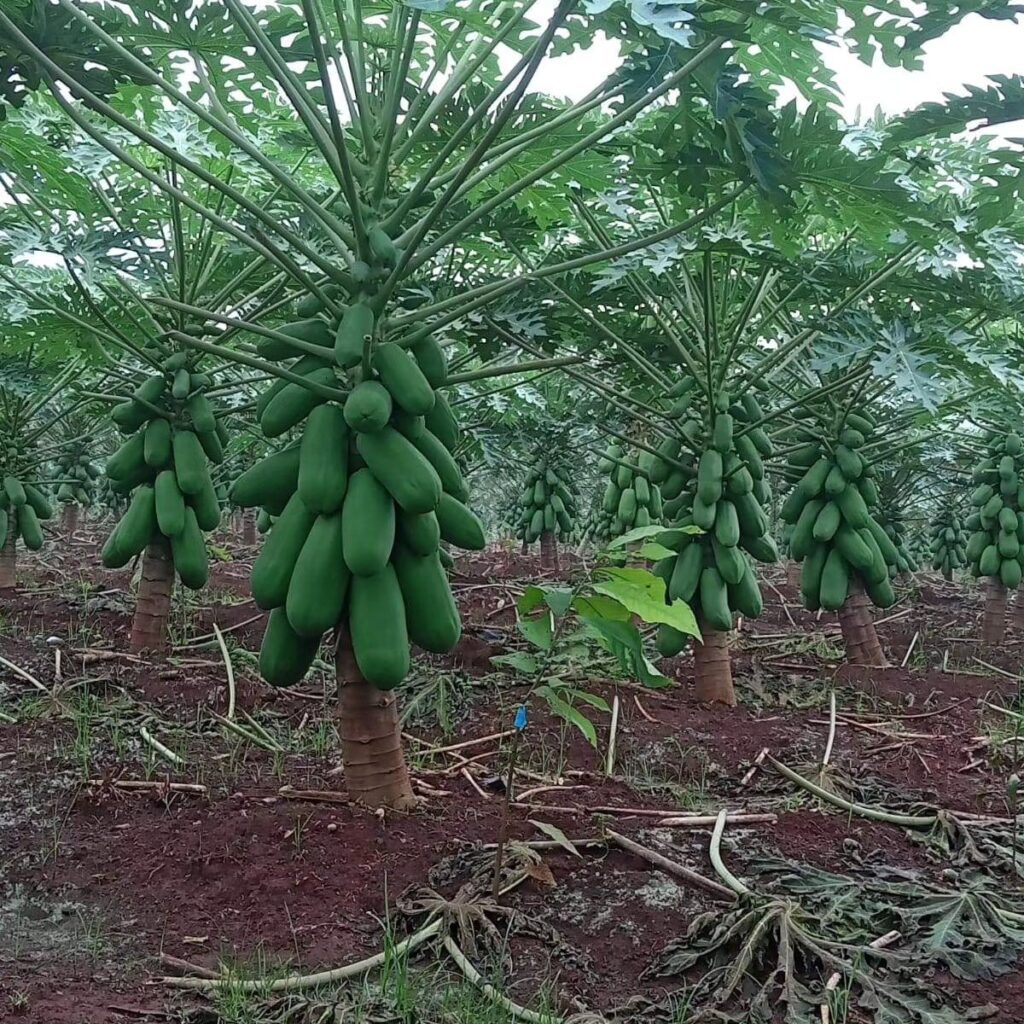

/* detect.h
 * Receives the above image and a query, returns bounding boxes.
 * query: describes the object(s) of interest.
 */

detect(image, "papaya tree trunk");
[242,509,257,547]
[837,582,887,667]
[786,561,801,589]
[336,629,417,811]
[693,619,735,705]
[61,503,79,535]
[0,510,17,591]
[983,578,1008,645]
[130,542,174,654]
[539,530,558,570]
[943,566,953,583]
[520,538,528,555]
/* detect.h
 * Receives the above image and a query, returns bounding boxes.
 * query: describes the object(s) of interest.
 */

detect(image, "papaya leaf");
[518,585,547,615]
[539,588,573,617]
[572,593,632,622]
[593,566,699,636]
[535,685,599,747]
[490,652,538,675]
[517,612,553,651]
[639,541,677,561]
[607,523,674,548]
[580,615,672,688]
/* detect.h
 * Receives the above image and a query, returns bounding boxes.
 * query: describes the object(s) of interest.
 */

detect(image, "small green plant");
[7,991,29,1014]
[492,549,697,750]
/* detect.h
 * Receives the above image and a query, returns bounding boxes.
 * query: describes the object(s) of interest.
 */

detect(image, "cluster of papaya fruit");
[55,450,99,507]
[232,297,484,690]
[0,471,51,551]
[879,507,919,576]
[655,380,773,518]
[965,431,1024,588]
[515,460,576,543]
[780,409,897,611]
[928,509,965,578]
[652,386,778,656]
[592,444,663,542]
[101,356,225,589]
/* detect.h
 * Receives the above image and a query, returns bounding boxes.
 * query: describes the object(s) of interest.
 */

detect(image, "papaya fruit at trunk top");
[393,546,461,653]
[172,430,211,496]
[171,508,209,590]
[155,470,186,537]
[344,381,393,433]
[348,565,410,688]
[17,503,42,551]
[252,492,316,610]
[286,512,350,637]
[298,403,349,514]
[342,468,396,576]
[230,444,301,511]
[355,428,442,514]
[261,367,335,437]
[260,608,321,687]
[373,343,435,416]
[334,302,375,369]
[410,335,447,388]
[257,318,333,361]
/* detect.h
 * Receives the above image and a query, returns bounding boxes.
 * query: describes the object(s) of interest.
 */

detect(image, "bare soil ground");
[2,525,1023,1023]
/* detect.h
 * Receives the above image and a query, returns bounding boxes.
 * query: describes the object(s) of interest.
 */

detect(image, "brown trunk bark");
[786,561,801,589]
[693,618,735,705]
[539,530,557,570]
[837,582,887,666]
[0,510,17,591]
[242,509,257,547]
[520,538,528,555]
[61,502,79,535]
[130,542,174,655]
[983,578,1008,645]
[336,630,417,811]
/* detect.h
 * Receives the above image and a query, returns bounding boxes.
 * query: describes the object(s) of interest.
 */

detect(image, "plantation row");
[0,1,1020,816]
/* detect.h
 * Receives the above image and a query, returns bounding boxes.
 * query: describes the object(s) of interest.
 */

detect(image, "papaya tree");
[0,353,85,588]
[0,101,300,653]
[928,507,967,582]
[593,441,664,546]
[515,456,578,569]
[872,466,929,579]
[965,425,1024,646]
[53,414,104,534]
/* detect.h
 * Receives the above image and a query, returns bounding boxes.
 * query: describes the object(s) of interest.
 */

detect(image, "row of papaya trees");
[0,0,1021,808]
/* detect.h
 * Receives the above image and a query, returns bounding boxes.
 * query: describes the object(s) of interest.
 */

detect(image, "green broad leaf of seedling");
[580,616,672,689]
[639,542,677,561]
[607,524,702,550]
[593,567,700,637]
[535,685,599,747]
[518,585,546,614]
[571,689,611,713]
[572,593,632,622]
[517,611,553,650]
[606,524,671,549]
[542,587,574,617]
[490,651,538,675]
[520,585,575,618]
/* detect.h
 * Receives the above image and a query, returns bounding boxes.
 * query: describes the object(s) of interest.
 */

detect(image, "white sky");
[519,6,1024,141]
